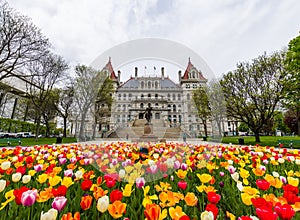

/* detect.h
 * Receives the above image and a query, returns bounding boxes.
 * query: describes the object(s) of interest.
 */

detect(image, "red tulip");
[251,197,272,210]
[179,215,190,220]
[205,203,218,220]
[207,192,221,204]
[275,203,295,220]
[256,179,270,191]
[81,179,93,191]
[14,186,29,205]
[110,189,123,203]
[256,208,278,220]
[178,180,187,190]
[283,184,299,194]
[238,217,252,220]
[52,185,67,197]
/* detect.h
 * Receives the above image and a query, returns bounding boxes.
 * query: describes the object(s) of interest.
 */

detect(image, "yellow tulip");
[28,170,36,176]
[287,177,299,187]
[176,169,187,179]
[196,184,206,193]
[61,177,73,188]
[197,173,212,184]
[0,190,15,210]
[122,184,134,197]
[37,174,48,184]
[169,206,186,220]
[48,176,61,187]
[241,193,259,206]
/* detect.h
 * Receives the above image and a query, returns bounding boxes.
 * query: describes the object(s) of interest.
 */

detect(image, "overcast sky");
[9,0,300,78]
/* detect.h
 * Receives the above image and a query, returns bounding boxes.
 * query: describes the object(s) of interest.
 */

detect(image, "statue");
[144,106,153,124]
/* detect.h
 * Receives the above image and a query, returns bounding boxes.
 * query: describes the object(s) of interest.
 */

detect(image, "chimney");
[135,67,138,79]
[118,70,121,84]
[161,67,164,80]
[178,70,182,83]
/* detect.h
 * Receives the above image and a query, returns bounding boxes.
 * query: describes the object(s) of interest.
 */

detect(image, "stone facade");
[97,58,210,138]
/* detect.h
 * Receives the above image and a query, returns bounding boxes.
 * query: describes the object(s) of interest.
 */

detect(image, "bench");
[0,138,22,146]
[278,140,300,148]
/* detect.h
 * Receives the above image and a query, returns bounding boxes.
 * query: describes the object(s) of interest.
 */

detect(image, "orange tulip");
[61,212,80,220]
[36,187,53,203]
[93,186,108,200]
[108,200,127,219]
[80,195,93,210]
[184,192,198,206]
[144,203,167,220]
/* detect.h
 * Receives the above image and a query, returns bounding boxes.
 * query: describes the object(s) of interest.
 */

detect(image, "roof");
[182,58,206,80]
[119,77,180,89]
[102,57,117,80]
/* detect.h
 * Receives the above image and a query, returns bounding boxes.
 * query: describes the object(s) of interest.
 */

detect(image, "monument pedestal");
[138,123,158,142]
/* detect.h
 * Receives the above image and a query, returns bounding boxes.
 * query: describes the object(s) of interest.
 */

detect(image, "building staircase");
[107,119,183,140]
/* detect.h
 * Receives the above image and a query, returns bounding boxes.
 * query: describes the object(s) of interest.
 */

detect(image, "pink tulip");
[21,190,38,206]
[34,164,43,172]
[52,196,67,212]
[64,169,73,177]
[59,158,67,165]
[174,161,181,169]
[181,163,188,171]
[135,177,145,189]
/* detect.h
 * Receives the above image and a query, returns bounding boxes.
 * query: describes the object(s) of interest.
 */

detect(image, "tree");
[192,86,211,137]
[55,85,74,137]
[0,1,49,81]
[26,52,68,140]
[284,34,300,135]
[73,65,106,141]
[93,77,114,138]
[220,52,287,142]
[207,80,227,136]
[284,109,298,134]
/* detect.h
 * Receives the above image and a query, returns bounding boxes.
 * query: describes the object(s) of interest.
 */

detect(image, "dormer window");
[186,84,190,89]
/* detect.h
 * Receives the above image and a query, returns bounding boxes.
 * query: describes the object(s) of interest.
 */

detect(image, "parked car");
[16,132,34,138]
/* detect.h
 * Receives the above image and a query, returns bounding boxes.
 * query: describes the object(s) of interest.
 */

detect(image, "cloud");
[8,0,300,77]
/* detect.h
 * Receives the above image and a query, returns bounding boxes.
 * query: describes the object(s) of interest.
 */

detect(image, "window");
[186,84,190,89]
[187,94,190,100]
[141,94,144,98]
[173,105,176,112]
[118,94,121,100]
[123,94,126,100]
[141,81,144,89]
[148,93,151,98]
[148,81,151,88]
[167,94,170,100]
[173,94,176,101]
[155,94,158,99]
[129,93,132,98]
[118,104,121,112]
[155,103,159,109]
[140,103,144,109]
[123,104,126,111]
[178,94,181,100]
[155,81,158,89]
[193,84,197,89]
[189,125,193,131]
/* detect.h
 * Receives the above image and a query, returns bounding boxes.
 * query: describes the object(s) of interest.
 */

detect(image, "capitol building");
[94,57,210,139]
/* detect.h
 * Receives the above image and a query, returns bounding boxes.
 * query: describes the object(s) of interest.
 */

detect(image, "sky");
[8,0,300,80]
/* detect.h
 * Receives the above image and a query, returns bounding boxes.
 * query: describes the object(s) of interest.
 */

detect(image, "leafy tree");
[192,85,211,137]
[220,52,287,142]
[238,122,249,133]
[73,65,106,141]
[26,52,68,141]
[284,109,298,134]
[284,34,300,135]
[0,1,49,81]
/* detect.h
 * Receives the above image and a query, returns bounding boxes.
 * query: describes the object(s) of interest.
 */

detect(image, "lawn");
[0,137,77,147]
[221,135,300,148]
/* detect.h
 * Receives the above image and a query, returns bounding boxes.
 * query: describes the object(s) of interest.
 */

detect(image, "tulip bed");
[0,142,300,220]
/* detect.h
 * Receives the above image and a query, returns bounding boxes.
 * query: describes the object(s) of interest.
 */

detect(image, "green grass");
[0,137,77,147]
[221,135,300,148]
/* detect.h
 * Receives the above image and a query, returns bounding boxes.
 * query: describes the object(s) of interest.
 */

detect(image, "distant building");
[85,58,212,138]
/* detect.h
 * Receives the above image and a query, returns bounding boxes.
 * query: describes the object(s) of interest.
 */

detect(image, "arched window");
[148,93,151,98]
[155,103,159,109]
[141,81,144,89]
[141,94,144,99]
[173,105,176,112]
[155,94,158,99]
[155,81,158,89]
[123,104,126,111]
[140,103,144,109]
[148,81,151,88]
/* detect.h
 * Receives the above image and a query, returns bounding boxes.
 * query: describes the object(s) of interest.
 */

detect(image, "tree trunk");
[79,110,87,141]
[35,116,41,142]
[203,121,208,137]
[254,132,260,143]
[45,120,50,137]
[63,116,67,137]
[297,110,300,136]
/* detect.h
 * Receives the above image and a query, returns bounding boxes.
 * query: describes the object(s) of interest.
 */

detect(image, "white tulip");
[119,169,126,179]
[22,175,31,184]
[97,195,109,213]
[200,211,214,220]
[40,208,58,220]
[1,161,11,170]
[0,179,6,192]
[12,172,22,182]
